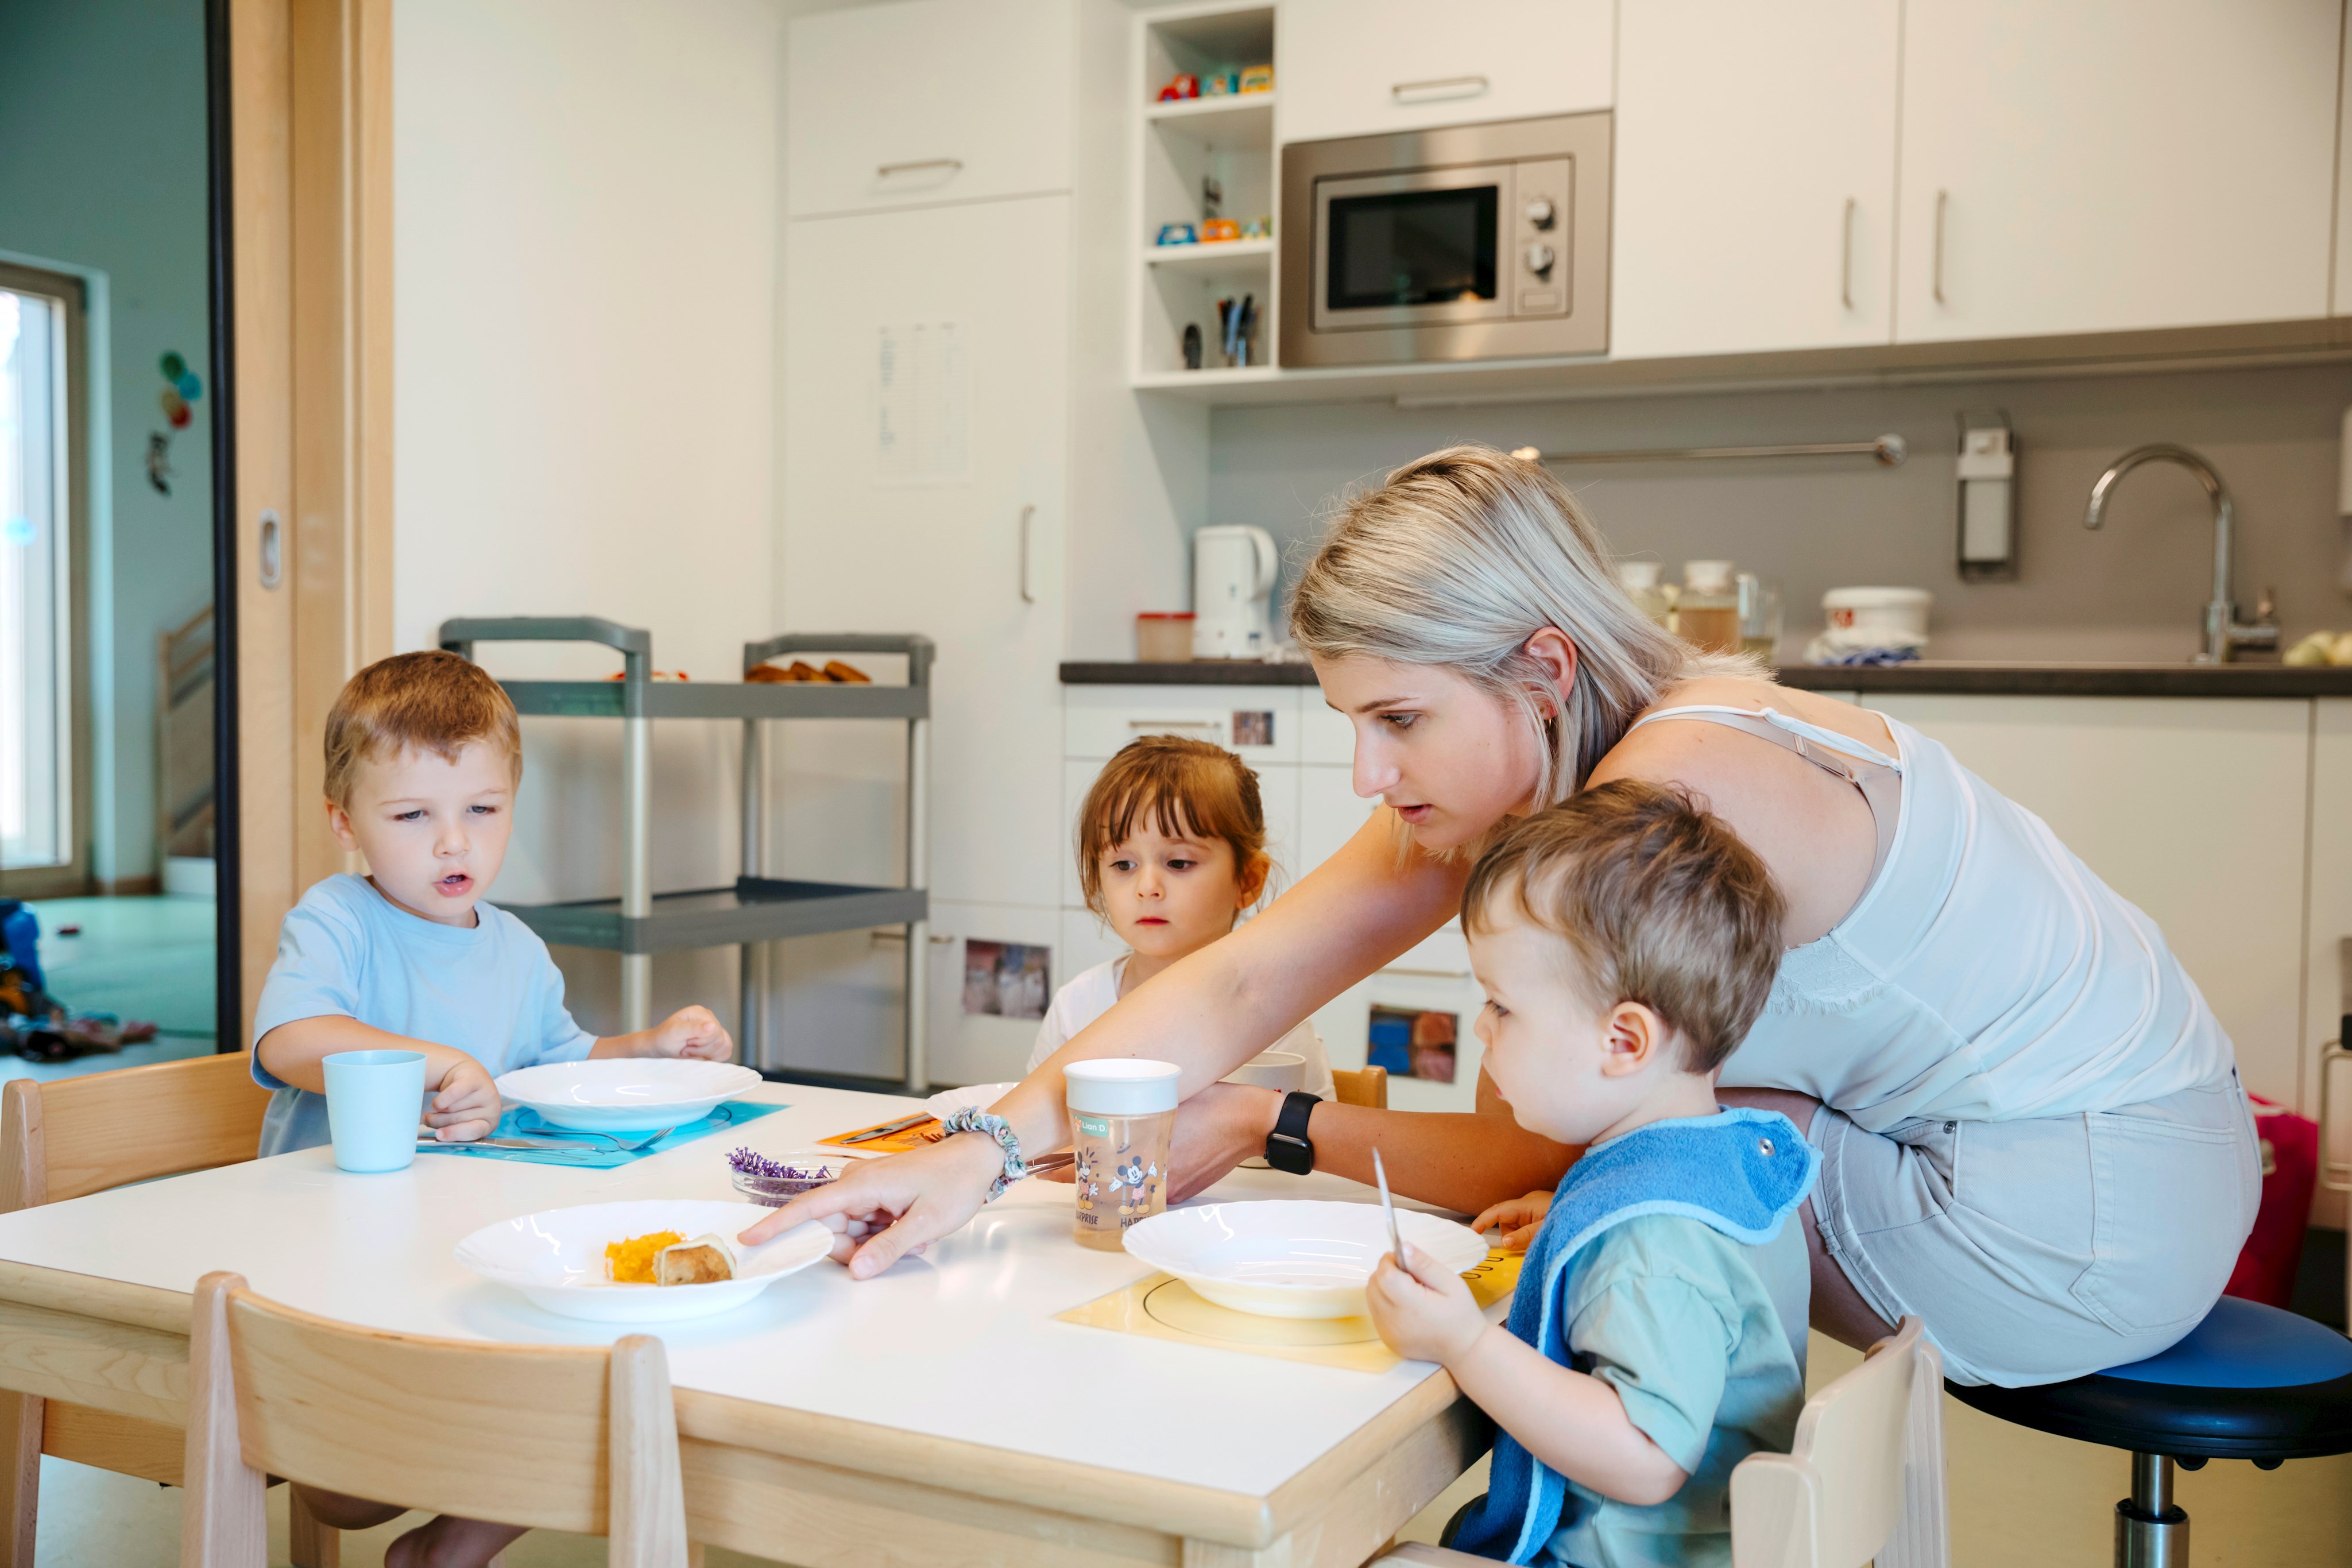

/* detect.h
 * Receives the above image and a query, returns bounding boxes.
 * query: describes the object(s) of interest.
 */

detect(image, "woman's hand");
[1165,1082,1281,1201]
[1365,1240,1490,1365]
[1472,1188,1554,1253]
[736,1131,1004,1277]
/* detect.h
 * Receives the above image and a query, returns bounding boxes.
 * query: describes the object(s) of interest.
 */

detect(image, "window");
[0,281,74,872]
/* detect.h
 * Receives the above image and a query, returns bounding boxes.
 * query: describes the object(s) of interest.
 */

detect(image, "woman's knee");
[292,1483,407,1532]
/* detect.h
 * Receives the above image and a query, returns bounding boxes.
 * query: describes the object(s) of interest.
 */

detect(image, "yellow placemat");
[1056,1249,1523,1373]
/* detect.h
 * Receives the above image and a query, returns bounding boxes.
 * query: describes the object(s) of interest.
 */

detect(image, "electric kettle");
[1192,525,1279,659]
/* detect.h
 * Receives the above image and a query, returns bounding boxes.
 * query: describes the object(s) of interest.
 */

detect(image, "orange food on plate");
[605,1230,685,1284]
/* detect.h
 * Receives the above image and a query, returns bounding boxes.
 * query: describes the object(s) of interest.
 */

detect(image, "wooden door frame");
[215,0,394,1052]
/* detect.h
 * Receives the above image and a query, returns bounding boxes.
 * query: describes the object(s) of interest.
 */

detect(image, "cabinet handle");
[1127,719,1221,735]
[1382,966,1473,981]
[257,509,283,589]
[1932,189,1949,306]
[2323,1039,2351,1193]
[877,157,963,180]
[1018,504,1036,605]
[1391,75,1487,105]
[1840,198,1856,311]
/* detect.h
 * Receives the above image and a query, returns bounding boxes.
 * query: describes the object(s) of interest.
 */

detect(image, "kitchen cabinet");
[2308,700,2352,1228]
[780,195,1069,912]
[786,0,1073,218]
[1893,0,2339,343]
[1862,695,2312,1112]
[1273,0,1611,146]
[1612,0,1900,358]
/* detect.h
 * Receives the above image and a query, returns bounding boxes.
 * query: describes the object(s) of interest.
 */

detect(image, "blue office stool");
[1948,1297,2352,1566]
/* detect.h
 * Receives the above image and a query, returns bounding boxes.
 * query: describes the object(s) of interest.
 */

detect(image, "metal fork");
[561,1125,678,1153]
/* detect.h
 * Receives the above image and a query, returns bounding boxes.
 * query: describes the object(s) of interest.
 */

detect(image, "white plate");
[454,1199,830,1323]
[495,1059,761,1132]
[1121,1199,1490,1319]
[923,1082,1018,1123]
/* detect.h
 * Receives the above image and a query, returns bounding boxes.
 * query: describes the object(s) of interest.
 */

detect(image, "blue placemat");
[414,1100,786,1168]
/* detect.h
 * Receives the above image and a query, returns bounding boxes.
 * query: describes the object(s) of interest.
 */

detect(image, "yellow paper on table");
[1056,1249,1523,1373]
[818,1115,944,1156]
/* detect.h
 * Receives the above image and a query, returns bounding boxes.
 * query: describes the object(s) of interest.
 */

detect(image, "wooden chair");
[1375,1317,1948,1568]
[181,1271,691,1568]
[1333,1064,1389,1109]
[0,1052,344,1567]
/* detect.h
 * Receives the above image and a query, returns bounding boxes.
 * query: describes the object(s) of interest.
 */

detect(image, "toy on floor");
[0,900,161,1061]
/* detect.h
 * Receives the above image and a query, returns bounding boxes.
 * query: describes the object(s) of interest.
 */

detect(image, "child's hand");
[647,1006,733,1062]
[1472,1188,1554,1253]
[1365,1240,1490,1365]
[423,1056,500,1141]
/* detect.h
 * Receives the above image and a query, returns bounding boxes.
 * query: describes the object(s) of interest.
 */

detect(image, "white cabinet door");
[1063,686,1301,764]
[2307,700,2351,1228]
[1894,0,2339,343]
[1864,695,2311,1109]
[1275,0,1612,146]
[787,0,1073,218]
[780,196,1068,912]
[1612,1,1899,358]
[926,899,1063,1087]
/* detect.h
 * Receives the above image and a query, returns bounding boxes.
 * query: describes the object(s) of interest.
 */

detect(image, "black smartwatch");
[1264,1090,1320,1175]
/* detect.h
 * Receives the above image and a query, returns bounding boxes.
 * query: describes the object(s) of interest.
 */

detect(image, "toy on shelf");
[1155,222,1198,247]
[1239,64,1272,94]
[1239,216,1274,239]
[1203,69,1240,96]
[1156,72,1200,102]
[1200,218,1241,243]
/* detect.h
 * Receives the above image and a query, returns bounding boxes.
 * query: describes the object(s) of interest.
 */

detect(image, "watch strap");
[1264,1090,1319,1175]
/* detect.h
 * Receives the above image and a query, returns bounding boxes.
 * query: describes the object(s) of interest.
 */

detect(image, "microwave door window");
[1326,187,1499,311]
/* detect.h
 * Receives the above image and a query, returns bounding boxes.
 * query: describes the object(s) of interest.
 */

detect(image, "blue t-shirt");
[251,874,597,1155]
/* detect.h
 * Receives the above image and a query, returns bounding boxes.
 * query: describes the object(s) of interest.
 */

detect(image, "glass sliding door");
[0,280,76,878]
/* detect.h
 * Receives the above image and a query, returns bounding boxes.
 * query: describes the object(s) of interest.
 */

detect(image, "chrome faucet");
[2083,443,2278,664]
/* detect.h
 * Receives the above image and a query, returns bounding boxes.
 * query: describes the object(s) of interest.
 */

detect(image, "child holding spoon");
[1365,781,1813,1568]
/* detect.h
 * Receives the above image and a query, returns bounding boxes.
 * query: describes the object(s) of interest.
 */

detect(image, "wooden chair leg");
[0,1389,40,1568]
[686,1546,705,1568]
[606,1335,689,1568]
[287,1487,340,1568]
[180,1272,268,1568]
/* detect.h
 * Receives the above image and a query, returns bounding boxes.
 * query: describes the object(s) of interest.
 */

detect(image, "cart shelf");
[500,877,929,955]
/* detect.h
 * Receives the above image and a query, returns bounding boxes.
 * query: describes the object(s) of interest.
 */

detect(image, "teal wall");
[0,0,214,886]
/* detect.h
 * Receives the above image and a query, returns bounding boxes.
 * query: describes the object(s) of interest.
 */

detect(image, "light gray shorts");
[1806,1074,2261,1387]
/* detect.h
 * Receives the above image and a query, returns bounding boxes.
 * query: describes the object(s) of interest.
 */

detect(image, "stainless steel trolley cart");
[438,618,934,1090]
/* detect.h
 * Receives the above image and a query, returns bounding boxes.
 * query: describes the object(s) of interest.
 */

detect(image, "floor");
[11,895,215,1082]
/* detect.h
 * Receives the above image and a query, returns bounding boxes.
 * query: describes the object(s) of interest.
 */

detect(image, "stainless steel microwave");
[1278,113,1611,367]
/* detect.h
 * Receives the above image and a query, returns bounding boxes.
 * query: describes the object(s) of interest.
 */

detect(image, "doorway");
[0,0,229,1080]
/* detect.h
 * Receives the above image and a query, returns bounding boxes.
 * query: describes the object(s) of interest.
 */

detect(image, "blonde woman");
[749,446,2258,1387]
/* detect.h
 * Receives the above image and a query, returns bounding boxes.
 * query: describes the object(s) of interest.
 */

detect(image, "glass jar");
[1736,573,1783,662]
[1616,561,1675,629]
[1677,560,1741,655]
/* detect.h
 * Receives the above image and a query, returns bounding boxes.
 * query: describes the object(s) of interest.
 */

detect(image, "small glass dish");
[727,1148,846,1207]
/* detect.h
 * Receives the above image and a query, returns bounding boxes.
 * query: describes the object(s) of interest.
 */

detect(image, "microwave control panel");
[1512,158,1572,319]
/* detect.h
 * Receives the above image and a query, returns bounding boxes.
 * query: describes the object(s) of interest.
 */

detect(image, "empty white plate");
[454,1198,831,1323]
[1121,1199,1490,1319]
[495,1059,761,1132]
[923,1082,1018,1124]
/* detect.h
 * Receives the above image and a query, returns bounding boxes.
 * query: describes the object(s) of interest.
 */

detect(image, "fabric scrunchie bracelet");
[937,1108,1032,1202]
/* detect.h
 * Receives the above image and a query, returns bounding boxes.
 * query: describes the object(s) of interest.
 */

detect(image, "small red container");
[1136,612,1196,663]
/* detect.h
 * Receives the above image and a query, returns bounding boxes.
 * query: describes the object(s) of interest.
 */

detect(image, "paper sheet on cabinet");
[876,320,969,485]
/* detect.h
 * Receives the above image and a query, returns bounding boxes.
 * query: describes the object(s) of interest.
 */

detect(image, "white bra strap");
[1628,704,1904,773]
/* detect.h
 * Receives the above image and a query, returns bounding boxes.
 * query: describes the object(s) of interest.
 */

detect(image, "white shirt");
[1027,955,1337,1100]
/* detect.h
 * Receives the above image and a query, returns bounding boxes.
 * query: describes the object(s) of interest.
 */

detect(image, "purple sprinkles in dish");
[728,1147,832,1181]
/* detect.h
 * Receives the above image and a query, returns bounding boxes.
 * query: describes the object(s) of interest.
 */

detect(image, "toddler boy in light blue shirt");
[1365,781,1815,1568]
[252,648,735,1568]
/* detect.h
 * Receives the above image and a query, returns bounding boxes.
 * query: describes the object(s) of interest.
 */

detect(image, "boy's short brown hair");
[323,650,523,807]
[1076,735,1268,919]
[1462,779,1786,1074]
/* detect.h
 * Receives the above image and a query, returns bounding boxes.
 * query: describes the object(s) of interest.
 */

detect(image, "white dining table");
[0,1083,1495,1567]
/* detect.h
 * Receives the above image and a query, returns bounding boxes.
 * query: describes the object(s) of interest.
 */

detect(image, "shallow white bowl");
[1121,1199,1490,1319]
[454,1199,830,1323]
[496,1059,761,1132]
[923,1082,1018,1123]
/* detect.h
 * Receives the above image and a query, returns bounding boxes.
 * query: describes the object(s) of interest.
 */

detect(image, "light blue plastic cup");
[322,1049,427,1173]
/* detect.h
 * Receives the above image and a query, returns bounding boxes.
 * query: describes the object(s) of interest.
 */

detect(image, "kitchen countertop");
[1061,660,2352,697]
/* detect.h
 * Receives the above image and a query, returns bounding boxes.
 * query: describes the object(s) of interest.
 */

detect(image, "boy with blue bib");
[1366,780,1815,1568]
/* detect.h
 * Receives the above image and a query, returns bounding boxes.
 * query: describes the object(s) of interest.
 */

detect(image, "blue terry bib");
[1449,1108,1819,1565]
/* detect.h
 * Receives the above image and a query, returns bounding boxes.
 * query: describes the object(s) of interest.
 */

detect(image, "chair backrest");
[182,1272,688,1567]
[1333,1065,1388,1109]
[0,1051,272,1211]
[1729,1317,1948,1568]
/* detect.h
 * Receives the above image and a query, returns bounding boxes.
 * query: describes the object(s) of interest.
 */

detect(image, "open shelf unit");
[439,618,936,1090]
[1131,3,1277,382]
